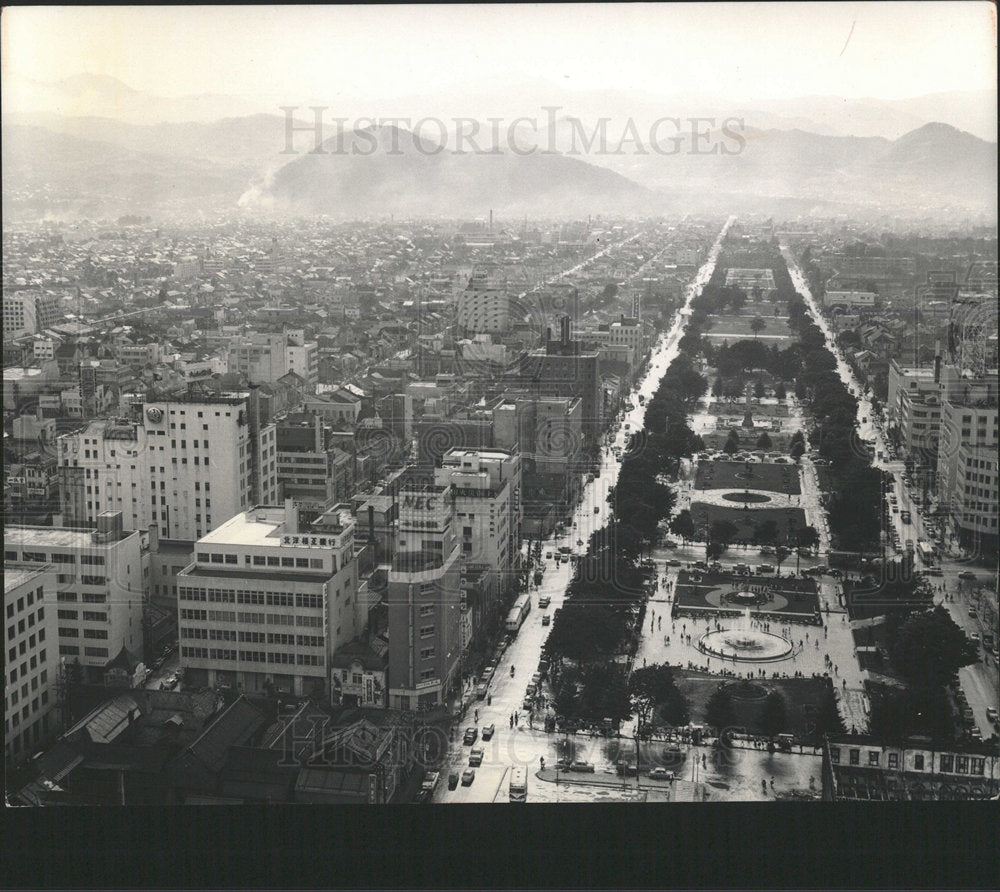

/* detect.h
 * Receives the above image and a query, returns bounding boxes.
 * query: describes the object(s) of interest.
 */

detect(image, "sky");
[1,2,996,103]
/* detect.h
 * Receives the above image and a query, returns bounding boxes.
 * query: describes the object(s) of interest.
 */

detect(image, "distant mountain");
[242,124,656,217]
[3,73,263,124]
[1,123,249,220]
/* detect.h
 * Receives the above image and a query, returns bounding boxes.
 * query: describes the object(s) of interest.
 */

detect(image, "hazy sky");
[2,3,996,102]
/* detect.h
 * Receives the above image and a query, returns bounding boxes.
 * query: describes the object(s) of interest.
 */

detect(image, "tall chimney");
[560,316,570,347]
[489,210,493,234]
[284,499,299,535]
[934,339,942,384]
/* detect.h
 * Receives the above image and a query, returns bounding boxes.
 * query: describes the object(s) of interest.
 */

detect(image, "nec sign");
[402,495,438,510]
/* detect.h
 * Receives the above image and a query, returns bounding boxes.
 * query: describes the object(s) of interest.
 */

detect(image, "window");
[955,756,968,773]
[888,752,898,769]
[420,646,435,660]
[419,604,435,618]
[971,758,985,775]
[84,647,109,657]
[419,625,434,639]
[419,668,435,681]
[913,754,925,771]
[868,751,880,766]
[849,749,860,766]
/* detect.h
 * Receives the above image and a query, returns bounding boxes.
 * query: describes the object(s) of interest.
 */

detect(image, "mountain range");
[2,76,996,221]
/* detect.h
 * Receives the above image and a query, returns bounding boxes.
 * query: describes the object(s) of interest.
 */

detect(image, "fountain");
[698,607,793,663]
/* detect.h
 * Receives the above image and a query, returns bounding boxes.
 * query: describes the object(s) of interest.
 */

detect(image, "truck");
[506,595,532,633]
[509,767,528,802]
[916,541,935,565]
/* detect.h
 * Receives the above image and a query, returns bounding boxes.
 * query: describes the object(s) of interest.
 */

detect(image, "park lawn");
[673,670,839,741]
[695,459,801,494]
[703,315,794,340]
[708,401,790,417]
[699,430,798,452]
[689,502,808,543]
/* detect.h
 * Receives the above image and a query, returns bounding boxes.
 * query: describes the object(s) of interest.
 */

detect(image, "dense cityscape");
[3,5,998,826]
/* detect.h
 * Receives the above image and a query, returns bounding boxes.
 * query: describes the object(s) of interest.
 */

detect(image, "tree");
[723,430,740,455]
[774,546,791,574]
[794,380,808,400]
[709,519,739,547]
[705,686,735,732]
[790,440,806,461]
[774,381,787,401]
[750,316,767,341]
[706,540,726,561]
[760,690,788,737]
[753,380,766,400]
[756,431,773,450]
[796,525,820,551]
[712,376,724,397]
[670,509,696,544]
[753,519,780,546]
[887,606,979,687]
[629,665,689,730]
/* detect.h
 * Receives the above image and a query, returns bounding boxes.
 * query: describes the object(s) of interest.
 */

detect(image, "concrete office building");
[176,502,361,697]
[3,292,62,339]
[5,513,145,684]
[386,484,462,711]
[4,563,59,765]
[58,394,278,540]
[457,265,510,335]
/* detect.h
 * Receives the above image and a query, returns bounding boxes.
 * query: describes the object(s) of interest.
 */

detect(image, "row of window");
[180,627,325,647]
[181,646,322,666]
[180,588,324,608]
[831,747,987,774]
[55,610,107,622]
[57,628,108,639]
[56,592,107,603]
[7,629,46,662]
[57,645,108,657]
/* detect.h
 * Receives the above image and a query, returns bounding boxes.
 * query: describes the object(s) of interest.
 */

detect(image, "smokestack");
[934,339,942,384]
[560,316,570,347]
[489,210,493,234]
[545,326,552,345]
[284,499,299,535]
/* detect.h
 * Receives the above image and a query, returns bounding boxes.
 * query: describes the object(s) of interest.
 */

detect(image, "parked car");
[827,569,843,578]
[968,608,978,619]
[463,727,478,745]
[475,684,488,700]
[969,632,981,645]
[542,614,551,626]
[733,563,751,574]
[555,758,572,771]
[481,723,495,741]
[448,773,460,790]
[666,559,682,567]
[662,539,679,549]
[461,769,476,786]
[756,564,775,574]
[648,767,675,780]
[796,548,812,558]
[523,697,535,711]
[759,546,774,555]
[958,571,977,581]
[571,760,596,773]
[538,596,551,608]
[469,747,485,767]
[985,707,998,724]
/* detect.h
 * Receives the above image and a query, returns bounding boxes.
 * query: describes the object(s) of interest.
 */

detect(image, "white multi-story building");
[3,292,61,339]
[457,265,510,335]
[57,395,278,540]
[936,384,999,555]
[5,513,145,685]
[227,332,318,386]
[4,562,59,765]
[176,502,361,698]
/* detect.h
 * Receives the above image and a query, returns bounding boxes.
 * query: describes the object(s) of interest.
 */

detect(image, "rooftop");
[5,524,136,549]
[197,508,287,547]
[4,561,52,594]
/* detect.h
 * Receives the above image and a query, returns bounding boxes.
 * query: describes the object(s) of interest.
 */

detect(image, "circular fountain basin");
[698,628,793,662]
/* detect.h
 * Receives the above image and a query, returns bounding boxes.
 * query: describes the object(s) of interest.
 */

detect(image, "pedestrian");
[770,778,775,790]
[474,709,478,722]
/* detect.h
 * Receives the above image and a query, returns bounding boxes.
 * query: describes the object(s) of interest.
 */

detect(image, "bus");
[506,595,531,633]
[509,767,527,802]
[916,541,935,565]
